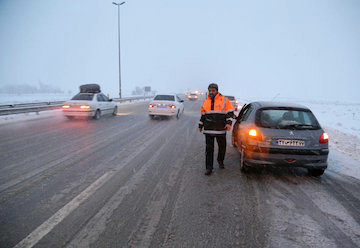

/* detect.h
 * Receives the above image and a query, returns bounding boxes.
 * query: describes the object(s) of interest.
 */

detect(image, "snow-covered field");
[0,93,74,104]
[0,93,142,104]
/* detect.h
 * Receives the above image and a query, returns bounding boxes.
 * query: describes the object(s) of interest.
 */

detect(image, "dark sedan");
[232,101,329,176]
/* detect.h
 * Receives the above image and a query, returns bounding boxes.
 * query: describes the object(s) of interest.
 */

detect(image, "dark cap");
[208,83,218,91]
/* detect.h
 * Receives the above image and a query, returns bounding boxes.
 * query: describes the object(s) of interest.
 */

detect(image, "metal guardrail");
[0,96,154,116]
[113,96,154,103]
[0,101,65,116]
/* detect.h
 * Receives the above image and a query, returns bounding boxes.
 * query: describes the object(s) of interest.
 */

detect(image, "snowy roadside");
[324,127,360,179]
[0,109,62,126]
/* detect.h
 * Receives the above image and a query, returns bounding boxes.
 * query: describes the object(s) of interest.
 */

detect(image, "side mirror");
[180,100,184,103]
[109,99,113,102]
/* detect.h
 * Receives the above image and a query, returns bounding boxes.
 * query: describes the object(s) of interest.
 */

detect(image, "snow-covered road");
[0,99,359,247]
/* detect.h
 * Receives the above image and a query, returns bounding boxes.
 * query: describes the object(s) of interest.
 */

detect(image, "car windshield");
[226,96,235,100]
[154,95,175,101]
[190,94,197,96]
[256,108,321,130]
[71,93,94,101]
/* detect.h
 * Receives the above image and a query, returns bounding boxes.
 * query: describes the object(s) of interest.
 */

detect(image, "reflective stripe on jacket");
[199,93,234,134]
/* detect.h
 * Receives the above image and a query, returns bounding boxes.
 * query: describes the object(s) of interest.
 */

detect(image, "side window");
[102,94,109,101]
[97,94,105,102]
[176,96,181,102]
[241,105,254,122]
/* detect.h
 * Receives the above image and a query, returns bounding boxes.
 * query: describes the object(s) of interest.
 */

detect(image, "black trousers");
[205,134,226,170]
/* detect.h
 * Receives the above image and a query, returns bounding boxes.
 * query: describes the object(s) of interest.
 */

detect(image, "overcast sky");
[0,0,359,101]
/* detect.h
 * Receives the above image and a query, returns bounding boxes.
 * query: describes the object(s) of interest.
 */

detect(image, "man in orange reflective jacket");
[199,83,234,175]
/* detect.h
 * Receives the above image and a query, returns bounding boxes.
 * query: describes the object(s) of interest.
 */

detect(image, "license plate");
[277,139,305,147]
[158,104,167,108]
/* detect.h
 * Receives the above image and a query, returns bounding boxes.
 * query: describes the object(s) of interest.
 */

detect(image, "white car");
[187,93,198,101]
[148,94,184,119]
[62,92,118,120]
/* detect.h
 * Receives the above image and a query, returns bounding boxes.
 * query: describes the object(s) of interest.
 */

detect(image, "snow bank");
[0,93,73,104]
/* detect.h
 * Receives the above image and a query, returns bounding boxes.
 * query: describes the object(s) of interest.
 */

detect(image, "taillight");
[248,128,262,140]
[168,104,176,109]
[319,132,329,143]
[80,105,90,109]
[62,105,70,109]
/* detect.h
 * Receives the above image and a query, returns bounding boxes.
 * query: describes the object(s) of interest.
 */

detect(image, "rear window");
[226,96,235,100]
[256,108,320,130]
[154,95,175,101]
[71,93,94,101]
[190,94,197,96]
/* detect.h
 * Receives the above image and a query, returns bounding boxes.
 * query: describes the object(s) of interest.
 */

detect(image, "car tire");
[149,115,155,120]
[94,110,101,120]
[308,168,325,177]
[112,106,118,116]
[66,116,74,120]
[176,110,180,119]
[240,147,250,173]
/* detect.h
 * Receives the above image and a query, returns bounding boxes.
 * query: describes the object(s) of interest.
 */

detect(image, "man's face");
[208,88,218,99]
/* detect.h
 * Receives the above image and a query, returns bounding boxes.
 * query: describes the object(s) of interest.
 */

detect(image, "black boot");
[218,161,225,169]
[204,169,212,175]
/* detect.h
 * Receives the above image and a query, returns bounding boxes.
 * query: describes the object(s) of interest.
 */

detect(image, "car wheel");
[94,110,101,120]
[240,147,250,173]
[308,168,325,177]
[176,110,180,119]
[149,115,155,120]
[66,116,74,120]
[112,106,118,116]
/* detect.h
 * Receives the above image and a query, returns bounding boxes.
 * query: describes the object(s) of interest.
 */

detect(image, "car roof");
[251,101,310,110]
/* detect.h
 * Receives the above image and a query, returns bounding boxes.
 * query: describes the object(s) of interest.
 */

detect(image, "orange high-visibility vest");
[199,93,234,134]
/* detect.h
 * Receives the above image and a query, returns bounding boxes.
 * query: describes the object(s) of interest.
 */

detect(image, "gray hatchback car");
[232,101,329,176]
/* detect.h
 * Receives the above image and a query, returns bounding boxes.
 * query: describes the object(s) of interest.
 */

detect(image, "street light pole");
[112,1,125,99]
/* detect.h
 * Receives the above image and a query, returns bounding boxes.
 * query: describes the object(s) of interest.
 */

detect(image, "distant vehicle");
[62,84,118,120]
[232,101,329,176]
[187,93,198,101]
[225,95,238,111]
[148,94,184,119]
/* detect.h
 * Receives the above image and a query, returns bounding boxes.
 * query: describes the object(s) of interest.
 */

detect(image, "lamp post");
[112,1,125,99]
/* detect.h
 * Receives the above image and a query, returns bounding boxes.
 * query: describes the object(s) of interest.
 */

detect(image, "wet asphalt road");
[0,99,360,248]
